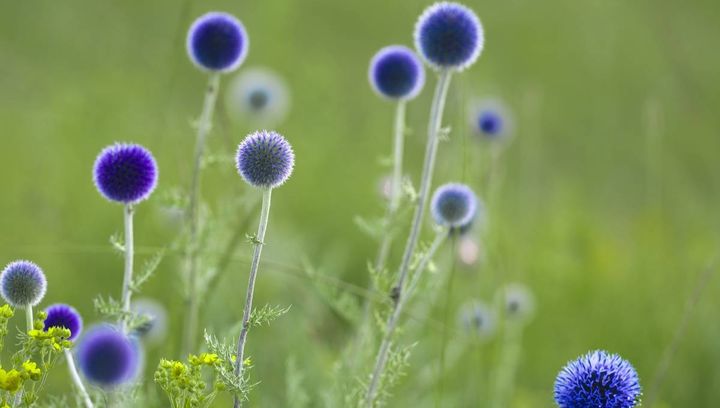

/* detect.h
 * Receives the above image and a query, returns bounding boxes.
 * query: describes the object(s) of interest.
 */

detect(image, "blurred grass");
[0,0,719,406]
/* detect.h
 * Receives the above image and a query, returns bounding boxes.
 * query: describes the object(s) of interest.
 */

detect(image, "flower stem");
[121,204,134,333]
[234,188,273,408]
[490,323,523,408]
[365,230,447,407]
[65,348,94,408]
[182,73,221,356]
[25,306,33,332]
[436,235,458,407]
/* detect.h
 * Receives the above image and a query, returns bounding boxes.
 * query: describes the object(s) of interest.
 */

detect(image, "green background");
[0,0,718,406]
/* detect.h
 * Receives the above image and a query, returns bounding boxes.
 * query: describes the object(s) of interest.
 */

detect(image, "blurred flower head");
[554,350,641,408]
[226,68,291,127]
[44,304,83,341]
[468,99,513,141]
[457,235,481,266]
[0,260,47,307]
[414,2,484,71]
[93,143,159,204]
[236,130,295,188]
[131,298,168,345]
[187,12,248,73]
[77,325,140,388]
[501,283,535,323]
[369,45,425,100]
[459,300,495,339]
[431,183,478,229]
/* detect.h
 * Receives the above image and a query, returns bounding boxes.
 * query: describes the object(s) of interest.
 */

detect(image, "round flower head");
[44,304,83,341]
[468,99,513,141]
[502,283,535,322]
[226,68,290,126]
[457,235,481,266]
[0,260,47,307]
[369,45,425,100]
[93,143,158,204]
[131,298,168,345]
[431,183,478,228]
[236,130,295,188]
[414,2,484,71]
[554,350,641,408]
[459,300,495,339]
[187,12,248,73]
[76,325,140,387]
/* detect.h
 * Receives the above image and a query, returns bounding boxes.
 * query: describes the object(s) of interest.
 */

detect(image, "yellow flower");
[170,362,187,378]
[0,369,23,392]
[22,361,41,381]
[189,353,219,366]
[0,304,13,319]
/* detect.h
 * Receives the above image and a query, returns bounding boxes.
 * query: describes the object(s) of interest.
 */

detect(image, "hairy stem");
[121,204,134,333]
[65,348,94,408]
[25,306,33,332]
[234,188,273,408]
[182,73,221,355]
[365,231,447,407]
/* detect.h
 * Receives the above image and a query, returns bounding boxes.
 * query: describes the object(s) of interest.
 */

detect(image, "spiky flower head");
[554,350,641,408]
[187,12,248,73]
[0,260,47,307]
[131,298,168,345]
[93,143,159,204]
[44,304,83,341]
[502,283,535,322]
[459,300,495,339]
[414,2,484,71]
[431,183,478,228]
[236,130,295,188]
[226,68,290,126]
[369,45,425,100]
[76,325,140,387]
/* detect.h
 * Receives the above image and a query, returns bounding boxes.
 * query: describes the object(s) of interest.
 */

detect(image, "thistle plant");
[75,325,139,388]
[93,143,159,333]
[233,130,294,407]
[0,261,47,331]
[183,11,249,356]
[226,67,291,127]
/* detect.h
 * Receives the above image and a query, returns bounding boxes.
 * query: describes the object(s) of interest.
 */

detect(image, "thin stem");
[65,348,94,408]
[121,204,134,333]
[234,188,273,408]
[436,236,458,407]
[183,73,221,356]
[25,306,33,332]
[365,231,447,407]
[490,324,523,408]
[392,70,452,302]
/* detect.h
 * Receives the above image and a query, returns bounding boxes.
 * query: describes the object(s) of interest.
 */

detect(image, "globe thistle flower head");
[44,304,83,341]
[0,260,47,307]
[414,2,484,71]
[431,183,478,228]
[76,325,140,387]
[187,12,248,73]
[469,99,513,141]
[226,68,290,126]
[93,143,159,204]
[502,283,535,322]
[459,300,495,339]
[554,350,641,408]
[369,45,425,100]
[131,298,168,345]
[236,130,295,188]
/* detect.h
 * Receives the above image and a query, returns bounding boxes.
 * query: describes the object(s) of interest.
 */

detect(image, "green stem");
[436,236,458,407]
[234,188,273,408]
[25,306,33,332]
[182,73,221,356]
[121,204,134,333]
[490,324,523,408]
[65,349,94,408]
[365,231,447,407]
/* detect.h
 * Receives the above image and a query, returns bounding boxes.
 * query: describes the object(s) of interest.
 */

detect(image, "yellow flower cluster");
[0,360,41,393]
[189,353,220,366]
[28,327,72,351]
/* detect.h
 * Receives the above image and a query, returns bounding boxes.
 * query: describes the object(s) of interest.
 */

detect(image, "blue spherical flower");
[0,260,47,307]
[236,130,295,188]
[469,99,513,140]
[430,183,478,228]
[459,300,495,339]
[187,12,248,73]
[44,304,83,341]
[77,325,140,387]
[226,68,291,126]
[414,2,484,71]
[502,283,535,322]
[369,45,425,100]
[93,143,159,204]
[555,350,641,408]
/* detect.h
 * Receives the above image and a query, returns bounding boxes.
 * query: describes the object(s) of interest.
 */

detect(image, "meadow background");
[1,0,719,406]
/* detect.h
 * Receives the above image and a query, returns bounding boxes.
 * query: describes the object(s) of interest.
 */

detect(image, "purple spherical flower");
[187,12,248,73]
[414,2,484,71]
[236,130,295,188]
[76,325,140,387]
[93,143,158,204]
[369,45,425,100]
[44,304,83,341]
[0,260,47,307]
[554,350,641,408]
[431,183,478,228]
